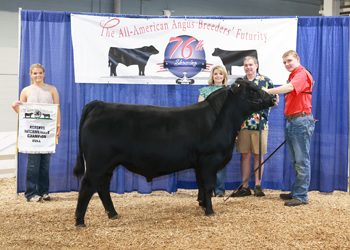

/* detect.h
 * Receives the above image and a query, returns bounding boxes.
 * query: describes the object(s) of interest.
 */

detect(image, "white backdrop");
[71,15,297,85]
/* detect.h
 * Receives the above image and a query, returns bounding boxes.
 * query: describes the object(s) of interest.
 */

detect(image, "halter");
[229,82,268,105]
[250,89,267,105]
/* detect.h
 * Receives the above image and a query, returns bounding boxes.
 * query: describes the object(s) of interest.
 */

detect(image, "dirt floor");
[0,177,349,249]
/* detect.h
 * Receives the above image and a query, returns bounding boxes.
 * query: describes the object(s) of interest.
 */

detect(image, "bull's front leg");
[203,186,215,216]
[96,173,119,220]
[225,66,231,76]
[138,64,145,75]
[201,166,217,216]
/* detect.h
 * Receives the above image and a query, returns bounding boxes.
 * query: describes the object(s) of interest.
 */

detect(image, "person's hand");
[262,88,270,94]
[11,101,23,113]
[12,100,23,109]
[56,126,61,138]
[275,96,280,105]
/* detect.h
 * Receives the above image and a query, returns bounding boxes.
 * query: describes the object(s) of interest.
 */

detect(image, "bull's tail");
[73,101,100,179]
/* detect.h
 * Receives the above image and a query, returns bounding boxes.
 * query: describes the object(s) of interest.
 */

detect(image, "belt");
[285,112,311,121]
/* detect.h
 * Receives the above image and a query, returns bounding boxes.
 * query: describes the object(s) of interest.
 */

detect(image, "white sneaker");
[28,195,42,202]
[42,194,50,201]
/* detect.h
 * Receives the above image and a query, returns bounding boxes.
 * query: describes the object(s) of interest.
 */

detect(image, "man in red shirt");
[265,50,315,206]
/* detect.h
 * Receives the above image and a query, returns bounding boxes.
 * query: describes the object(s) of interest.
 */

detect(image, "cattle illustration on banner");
[17,103,58,154]
[71,15,297,85]
[212,48,258,75]
[108,45,159,76]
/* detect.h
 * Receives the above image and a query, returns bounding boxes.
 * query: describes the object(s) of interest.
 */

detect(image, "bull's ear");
[235,77,244,86]
[231,79,244,96]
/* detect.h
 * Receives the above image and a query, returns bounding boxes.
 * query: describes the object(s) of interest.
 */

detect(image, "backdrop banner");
[71,14,297,85]
[18,103,58,154]
[17,10,349,195]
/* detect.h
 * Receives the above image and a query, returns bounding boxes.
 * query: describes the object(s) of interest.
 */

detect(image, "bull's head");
[230,78,276,113]
[149,45,159,55]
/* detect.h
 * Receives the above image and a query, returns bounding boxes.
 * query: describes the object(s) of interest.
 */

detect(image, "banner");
[18,103,58,154]
[71,14,297,85]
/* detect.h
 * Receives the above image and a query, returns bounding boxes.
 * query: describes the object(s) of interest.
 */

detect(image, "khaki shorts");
[236,129,268,155]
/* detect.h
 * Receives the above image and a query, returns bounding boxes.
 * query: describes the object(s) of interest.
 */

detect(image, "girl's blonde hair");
[29,63,45,85]
[208,65,228,86]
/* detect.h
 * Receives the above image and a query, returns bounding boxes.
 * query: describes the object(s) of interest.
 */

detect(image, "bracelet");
[57,125,61,128]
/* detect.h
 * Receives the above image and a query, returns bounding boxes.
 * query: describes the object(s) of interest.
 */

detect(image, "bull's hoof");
[205,212,215,217]
[198,201,206,211]
[76,223,86,228]
[198,200,203,207]
[109,214,119,220]
[106,210,119,220]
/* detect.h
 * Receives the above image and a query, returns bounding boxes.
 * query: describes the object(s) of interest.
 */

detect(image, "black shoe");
[280,193,293,200]
[215,192,224,197]
[253,185,265,197]
[284,198,307,207]
[232,186,251,197]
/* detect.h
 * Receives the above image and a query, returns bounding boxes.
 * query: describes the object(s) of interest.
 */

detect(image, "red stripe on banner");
[202,63,214,72]
[157,62,167,72]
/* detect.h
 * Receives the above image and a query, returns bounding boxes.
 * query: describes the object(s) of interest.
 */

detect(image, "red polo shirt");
[285,65,313,115]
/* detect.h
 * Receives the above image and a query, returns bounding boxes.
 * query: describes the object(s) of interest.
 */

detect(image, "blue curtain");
[17,10,349,194]
[289,17,350,192]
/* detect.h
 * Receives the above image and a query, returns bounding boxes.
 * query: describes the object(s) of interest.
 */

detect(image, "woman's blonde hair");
[208,65,228,86]
[29,63,45,85]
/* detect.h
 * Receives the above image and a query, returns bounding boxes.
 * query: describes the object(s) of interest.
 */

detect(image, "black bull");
[73,78,276,227]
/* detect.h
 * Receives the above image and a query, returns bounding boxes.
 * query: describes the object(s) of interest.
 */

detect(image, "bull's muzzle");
[272,94,278,106]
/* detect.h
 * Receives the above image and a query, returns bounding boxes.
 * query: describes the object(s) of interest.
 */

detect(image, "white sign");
[18,103,58,154]
[71,14,297,85]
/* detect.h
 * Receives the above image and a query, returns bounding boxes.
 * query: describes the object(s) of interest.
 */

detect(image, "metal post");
[259,111,262,180]
[140,0,143,15]
[114,0,121,14]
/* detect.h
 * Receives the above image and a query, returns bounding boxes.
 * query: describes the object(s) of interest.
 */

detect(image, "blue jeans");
[214,166,227,195]
[25,154,51,201]
[285,114,315,203]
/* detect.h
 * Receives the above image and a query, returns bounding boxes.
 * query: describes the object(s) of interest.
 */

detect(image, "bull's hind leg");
[75,173,98,227]
[194,168,205,209]
[96,172,119,220]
